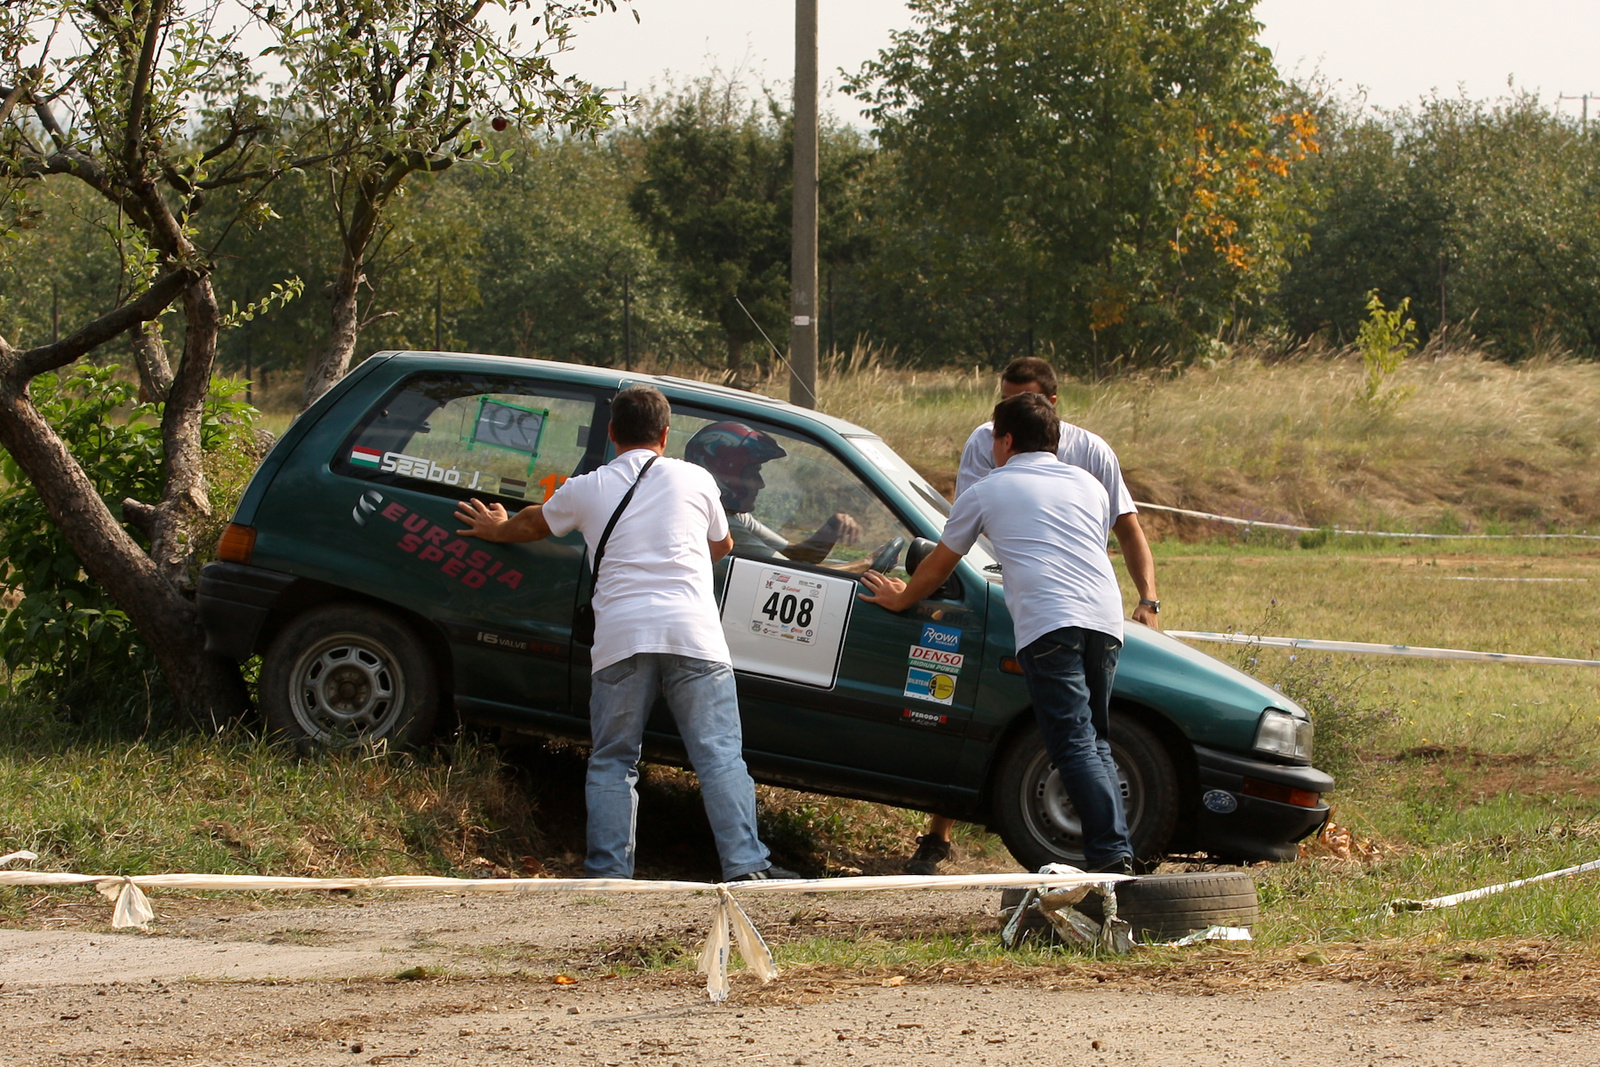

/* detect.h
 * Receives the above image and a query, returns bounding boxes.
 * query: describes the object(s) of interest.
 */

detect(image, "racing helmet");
[684,421,787,510]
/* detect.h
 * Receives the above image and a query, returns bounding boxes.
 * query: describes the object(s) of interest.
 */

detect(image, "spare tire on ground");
[1001,871,1259,943]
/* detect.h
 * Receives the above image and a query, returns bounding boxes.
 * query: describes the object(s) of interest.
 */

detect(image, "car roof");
[370,351,876,439]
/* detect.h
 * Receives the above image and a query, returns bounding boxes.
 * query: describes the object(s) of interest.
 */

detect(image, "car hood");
[984,583,1305,755]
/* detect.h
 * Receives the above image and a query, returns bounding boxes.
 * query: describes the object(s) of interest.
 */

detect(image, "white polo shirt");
[955,420,1136,518]
[541,449,732,672]
[940,451,1124,650]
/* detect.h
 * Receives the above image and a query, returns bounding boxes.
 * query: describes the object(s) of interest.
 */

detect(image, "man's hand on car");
[455,498,510,539]
[455,497,553,543]
[857,568,914,612]
[859,541,963,612]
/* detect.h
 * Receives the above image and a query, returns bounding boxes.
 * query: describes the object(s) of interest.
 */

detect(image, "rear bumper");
[1190,744,1334,862]
[196,562,296,660]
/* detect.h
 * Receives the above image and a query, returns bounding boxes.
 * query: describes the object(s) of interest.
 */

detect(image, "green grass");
[0,707,549,900]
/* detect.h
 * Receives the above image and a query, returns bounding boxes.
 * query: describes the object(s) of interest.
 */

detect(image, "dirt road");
[3,889,1598,1066]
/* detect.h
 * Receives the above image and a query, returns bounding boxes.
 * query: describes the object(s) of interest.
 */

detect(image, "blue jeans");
[1016,627,1132,867]
[586,653,770,880]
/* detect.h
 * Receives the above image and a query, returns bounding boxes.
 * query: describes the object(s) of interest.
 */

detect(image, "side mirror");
[904,536,962,600]
[905,537,938,576]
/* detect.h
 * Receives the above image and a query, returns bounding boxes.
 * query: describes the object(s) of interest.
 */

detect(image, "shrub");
[0,365,258,730]
[1357,289,1417,406]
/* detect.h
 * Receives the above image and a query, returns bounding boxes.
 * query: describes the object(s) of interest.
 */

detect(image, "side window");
[339,374,599,503]
[666,410,914,573]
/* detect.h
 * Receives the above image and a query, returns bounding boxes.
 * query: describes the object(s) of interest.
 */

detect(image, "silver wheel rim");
[286,631,406,746]
[1017,744,1142,860]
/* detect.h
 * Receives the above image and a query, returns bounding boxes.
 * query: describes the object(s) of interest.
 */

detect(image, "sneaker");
[733,864,804,881]
[1086,855,1135,876]
[905,834,952,875]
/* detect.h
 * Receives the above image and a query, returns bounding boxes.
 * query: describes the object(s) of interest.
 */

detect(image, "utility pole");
[1559,92,1599,133]
[622,272,633,373]
[789,0,819,408]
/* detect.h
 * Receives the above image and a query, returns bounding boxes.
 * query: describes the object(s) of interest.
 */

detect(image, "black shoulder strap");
[589,453,658,580]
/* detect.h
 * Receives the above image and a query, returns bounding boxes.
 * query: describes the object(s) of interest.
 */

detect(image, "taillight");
[1240,778,1322,808]
[217,523,257,564]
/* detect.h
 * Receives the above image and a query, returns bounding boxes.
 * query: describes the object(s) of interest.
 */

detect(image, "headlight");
[1254,707,1314,763]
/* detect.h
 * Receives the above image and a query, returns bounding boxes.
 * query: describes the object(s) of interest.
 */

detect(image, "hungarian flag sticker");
[350,445,383,468]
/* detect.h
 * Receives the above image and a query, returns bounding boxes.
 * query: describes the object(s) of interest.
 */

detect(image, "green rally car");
[198,351,1332,869]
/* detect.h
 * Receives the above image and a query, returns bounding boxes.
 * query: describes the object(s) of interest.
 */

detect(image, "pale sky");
[558,1,1600,123]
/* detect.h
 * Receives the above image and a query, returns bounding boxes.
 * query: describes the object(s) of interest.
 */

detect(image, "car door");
[326,371,606,724]
[660,406,984,793]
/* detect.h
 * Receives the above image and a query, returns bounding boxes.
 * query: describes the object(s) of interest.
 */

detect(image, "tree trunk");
[725,334,745,385]
[302,248,363,409]
[0,351,248,726]
[302,173,390,411]
[132,321,173,403]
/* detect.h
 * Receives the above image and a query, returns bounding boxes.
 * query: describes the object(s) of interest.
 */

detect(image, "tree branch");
[123,0,172,168]
[16,266,199,378]
[0,80,30,128]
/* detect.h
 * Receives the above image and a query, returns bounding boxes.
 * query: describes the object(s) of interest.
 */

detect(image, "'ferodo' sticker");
[903,666,956,705]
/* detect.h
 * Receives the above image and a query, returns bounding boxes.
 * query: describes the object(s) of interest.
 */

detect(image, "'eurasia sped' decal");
[352,490,523,589]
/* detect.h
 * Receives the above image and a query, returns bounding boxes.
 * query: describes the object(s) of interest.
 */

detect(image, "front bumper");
[1191,744,1334,862]
[196,561,297,660]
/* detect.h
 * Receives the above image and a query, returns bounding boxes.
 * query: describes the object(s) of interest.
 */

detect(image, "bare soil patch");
[4,890,1600,1065]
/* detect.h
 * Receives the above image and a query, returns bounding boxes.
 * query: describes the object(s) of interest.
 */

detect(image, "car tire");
[260,604,438,751]
[990,712,1180,871]
[1001,872,1259,942]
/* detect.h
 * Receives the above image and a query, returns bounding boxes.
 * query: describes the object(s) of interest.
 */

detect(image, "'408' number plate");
[749,571,825,644]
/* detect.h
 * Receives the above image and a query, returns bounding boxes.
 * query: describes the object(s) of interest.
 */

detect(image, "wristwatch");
[1139,598,1160,614]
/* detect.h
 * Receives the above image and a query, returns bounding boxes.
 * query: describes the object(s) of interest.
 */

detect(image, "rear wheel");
[260,604,438,751]
[990,712,1179,871]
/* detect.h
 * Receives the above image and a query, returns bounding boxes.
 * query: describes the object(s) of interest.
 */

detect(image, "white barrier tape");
[1367,857,1600,920]
[1135,501,1600,541]
[0,850,39,867]
[0,868,1128,1000]
[1424,576,1588,582]
[1169,630,1600,669]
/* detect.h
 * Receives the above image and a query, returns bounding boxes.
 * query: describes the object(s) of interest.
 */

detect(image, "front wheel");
[990,712,1179,871]
[260,604,439,751]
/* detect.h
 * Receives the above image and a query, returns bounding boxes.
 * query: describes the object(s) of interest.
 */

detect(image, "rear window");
[336,373,601,503]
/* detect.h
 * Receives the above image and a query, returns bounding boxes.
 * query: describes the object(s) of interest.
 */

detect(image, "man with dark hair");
[608,381,673,444]
[956,357,1156,627]
[454,384,797,882]
[863,393,1135,874]
[907,356,1159,874]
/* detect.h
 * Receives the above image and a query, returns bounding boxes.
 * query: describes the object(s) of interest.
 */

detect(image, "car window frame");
[660,400,969,601]
[333,370,609,506]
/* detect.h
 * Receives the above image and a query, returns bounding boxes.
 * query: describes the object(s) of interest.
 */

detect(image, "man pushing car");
[454,384,798,882]
[858,392,1136,875]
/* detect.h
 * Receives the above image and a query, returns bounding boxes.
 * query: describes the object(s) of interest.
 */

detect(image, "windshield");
[846,435,1001,576]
